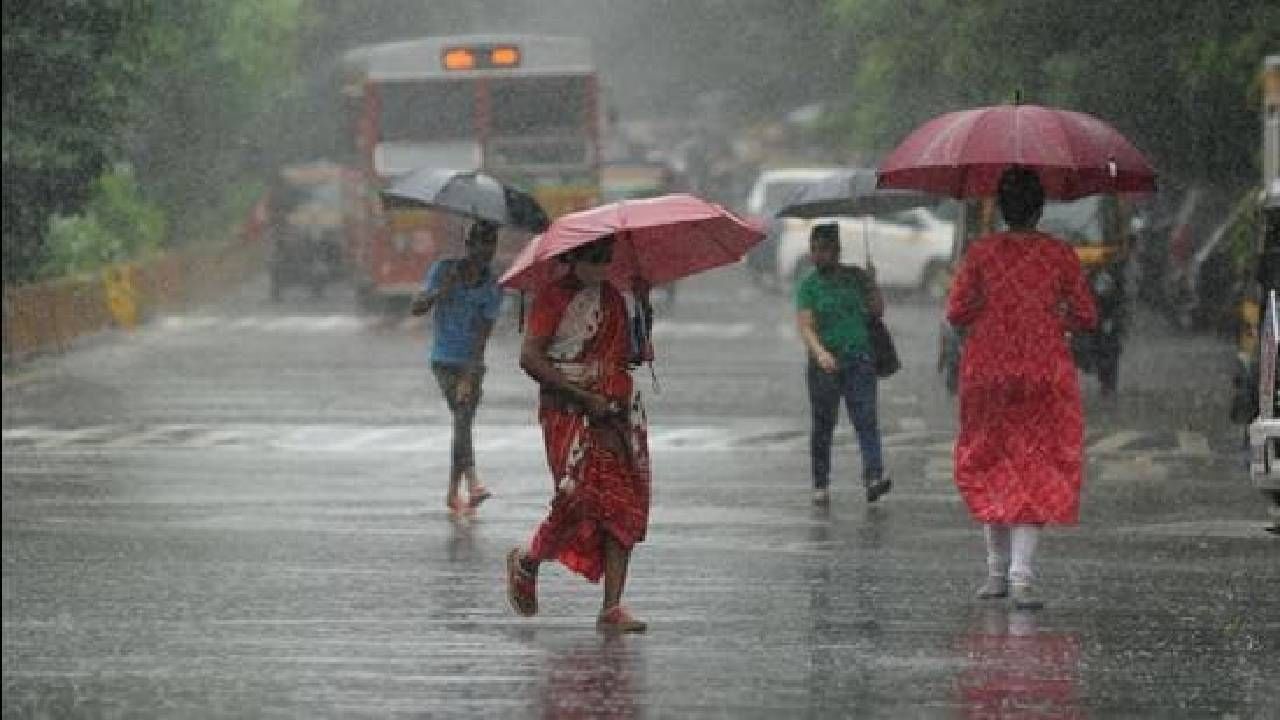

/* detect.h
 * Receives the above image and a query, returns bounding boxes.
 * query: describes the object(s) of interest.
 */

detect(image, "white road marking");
[899,417,928,432]
[925,457,953,482]
[1099,455,1168,483]
[1088,430,1147,455]
[1,423,1223,464]
[651,321,756,339]
[1175,431,1212,457]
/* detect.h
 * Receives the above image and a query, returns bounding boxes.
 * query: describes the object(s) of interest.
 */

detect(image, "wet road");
[3,266,1277,718]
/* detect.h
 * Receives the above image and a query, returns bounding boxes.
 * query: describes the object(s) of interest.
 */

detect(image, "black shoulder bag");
[851,233,900,378]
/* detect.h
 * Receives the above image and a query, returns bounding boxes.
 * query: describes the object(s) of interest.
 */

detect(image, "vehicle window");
[378,80,474,141]
[304,183,342,208]
[1038,197,1109,245]
[762,181,812,215]
[490,78,585,135]
[884,209,923,228]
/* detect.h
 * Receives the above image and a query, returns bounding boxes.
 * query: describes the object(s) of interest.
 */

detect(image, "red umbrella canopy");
[499,193,764,292]
[877,104,1157,200]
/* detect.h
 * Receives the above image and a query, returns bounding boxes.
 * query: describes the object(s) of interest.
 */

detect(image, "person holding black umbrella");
[411,221,503,516]
[795,222,892,505]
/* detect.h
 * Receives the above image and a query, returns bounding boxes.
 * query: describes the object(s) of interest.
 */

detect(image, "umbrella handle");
[863,218,875,273]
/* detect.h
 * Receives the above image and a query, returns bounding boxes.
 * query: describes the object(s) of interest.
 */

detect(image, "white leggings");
[984,524,1041,584]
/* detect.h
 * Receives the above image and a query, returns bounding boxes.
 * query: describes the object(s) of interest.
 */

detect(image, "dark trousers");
[431,362,485,477]
[806,352,883,489]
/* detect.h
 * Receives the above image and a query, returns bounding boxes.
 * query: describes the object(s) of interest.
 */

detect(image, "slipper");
[506,547,538,617]
[468,485,493,509]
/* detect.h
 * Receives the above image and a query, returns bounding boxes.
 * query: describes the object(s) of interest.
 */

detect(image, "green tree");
[828,0,1280,191]
[2,0,152,283]
[122,0,303,244]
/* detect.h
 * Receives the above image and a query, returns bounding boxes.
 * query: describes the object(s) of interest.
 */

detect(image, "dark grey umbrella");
[381,167,550,233]
[776,168,936,219]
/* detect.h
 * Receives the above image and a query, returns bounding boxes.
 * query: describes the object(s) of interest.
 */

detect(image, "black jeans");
[806,352,883,489]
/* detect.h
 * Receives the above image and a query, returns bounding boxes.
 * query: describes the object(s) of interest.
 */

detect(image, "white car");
[776,207,955,297]
[745,167,847,217]
[742,167,846,288]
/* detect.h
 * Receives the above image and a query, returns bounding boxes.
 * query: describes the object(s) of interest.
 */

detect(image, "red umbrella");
[499,193,764,292]
[877,103,1156,200]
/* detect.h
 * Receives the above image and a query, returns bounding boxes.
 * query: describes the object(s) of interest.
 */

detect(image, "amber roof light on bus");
[490,46,520,67]
[442,45,521,70]
[443,48,476,70]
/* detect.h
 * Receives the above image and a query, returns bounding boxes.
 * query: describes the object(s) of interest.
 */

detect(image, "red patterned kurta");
[526,278,651,582]
[946,231,1097,525]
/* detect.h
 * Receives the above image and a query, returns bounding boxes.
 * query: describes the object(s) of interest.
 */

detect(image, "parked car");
[742,166,845,290]
[775,206,955,295]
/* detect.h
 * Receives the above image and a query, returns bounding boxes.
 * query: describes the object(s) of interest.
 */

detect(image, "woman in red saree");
[506,235,652,632]
[945,167,1097,610]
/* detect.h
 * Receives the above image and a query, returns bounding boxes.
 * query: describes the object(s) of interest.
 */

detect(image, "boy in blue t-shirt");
[410,221,504,515]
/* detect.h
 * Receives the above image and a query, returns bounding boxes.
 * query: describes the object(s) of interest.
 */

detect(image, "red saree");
[525,278,651,582]
[946,232,1097,525]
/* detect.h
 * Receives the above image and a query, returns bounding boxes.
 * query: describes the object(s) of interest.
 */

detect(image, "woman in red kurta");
[506,235,652,632]
[945,167,1097,610]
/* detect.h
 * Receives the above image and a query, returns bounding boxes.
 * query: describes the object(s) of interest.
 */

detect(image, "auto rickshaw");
[939,194,1133,395]
[266,162,348,301]
[1234,181,1280,530]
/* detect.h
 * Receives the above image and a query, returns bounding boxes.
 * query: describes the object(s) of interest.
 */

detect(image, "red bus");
[339,34,602,310]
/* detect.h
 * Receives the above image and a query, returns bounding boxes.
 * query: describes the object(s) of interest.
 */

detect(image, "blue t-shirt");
[424,259,503,365]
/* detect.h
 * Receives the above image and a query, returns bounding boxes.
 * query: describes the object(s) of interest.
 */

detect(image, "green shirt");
[795,266,870,356]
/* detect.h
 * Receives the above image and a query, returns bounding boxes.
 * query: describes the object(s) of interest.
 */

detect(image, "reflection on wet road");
[3,269,1277,716]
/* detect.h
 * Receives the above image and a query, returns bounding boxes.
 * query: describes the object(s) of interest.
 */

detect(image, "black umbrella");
[776,168,935,219]
[381,167,550,233]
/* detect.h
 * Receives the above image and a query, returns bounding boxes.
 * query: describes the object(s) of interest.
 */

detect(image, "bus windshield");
[491,77,586,135]
[378,81,474,142]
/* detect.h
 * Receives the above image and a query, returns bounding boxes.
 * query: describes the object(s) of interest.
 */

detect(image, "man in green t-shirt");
[795,222,892,504]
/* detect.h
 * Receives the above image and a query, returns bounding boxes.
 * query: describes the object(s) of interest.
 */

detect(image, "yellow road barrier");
[3,235,264,364]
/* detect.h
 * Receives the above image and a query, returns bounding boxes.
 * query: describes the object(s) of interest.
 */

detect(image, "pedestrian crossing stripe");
[1,423,1221,457]
[152,314,761,339]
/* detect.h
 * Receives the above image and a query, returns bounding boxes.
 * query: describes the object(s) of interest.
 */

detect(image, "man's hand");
[411,268,462,316]
[815,348,838,373]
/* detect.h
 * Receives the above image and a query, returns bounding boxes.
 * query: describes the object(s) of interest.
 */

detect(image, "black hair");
[997,166,1045,228]
[467,220,499,244]
[559,233,617,264]
[810,222,840,245]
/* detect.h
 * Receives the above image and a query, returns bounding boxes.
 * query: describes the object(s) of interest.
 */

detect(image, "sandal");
[506,547,538,617]
[468,485,493,509]
[596,605,646,633]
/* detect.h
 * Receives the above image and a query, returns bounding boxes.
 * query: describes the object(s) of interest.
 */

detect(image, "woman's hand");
[631,276,651,300]
[815,348,838,373]
[581,391,616,418]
